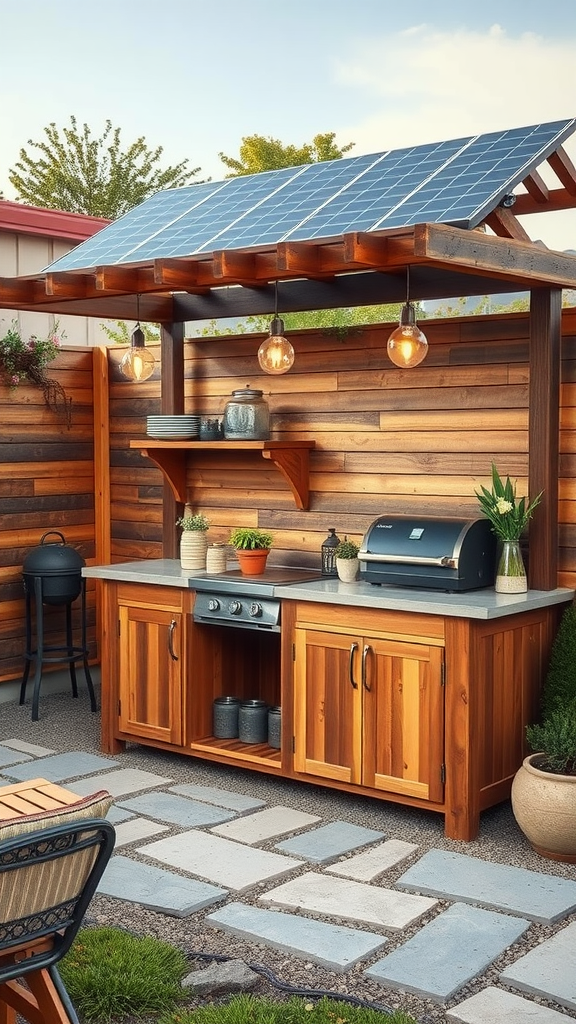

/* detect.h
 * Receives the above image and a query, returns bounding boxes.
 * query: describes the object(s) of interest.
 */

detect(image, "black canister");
[213,696,241,738]
[268,705,282,749]
[238,699,268,743]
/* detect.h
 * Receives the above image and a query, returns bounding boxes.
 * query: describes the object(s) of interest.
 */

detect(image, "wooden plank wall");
[0,348,96,684]
[107,310,576,589]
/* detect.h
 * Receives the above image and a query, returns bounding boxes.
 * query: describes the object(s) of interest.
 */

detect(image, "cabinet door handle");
[168,619,179,661]
[349,642,358,688]
[362,644,371,690]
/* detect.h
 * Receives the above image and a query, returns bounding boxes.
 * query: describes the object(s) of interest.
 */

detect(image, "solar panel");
[45,118,576,272]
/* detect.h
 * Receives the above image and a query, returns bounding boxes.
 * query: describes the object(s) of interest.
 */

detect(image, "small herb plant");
[526,701,576,776]
[335,537,360,559]
[176,511,210,531]
[229,527,273,550]
[475,463,542,541]
[0,319,71,426]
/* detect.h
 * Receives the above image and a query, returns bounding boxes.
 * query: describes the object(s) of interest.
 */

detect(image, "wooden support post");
[160,322,185,559]
[528,287,561,590]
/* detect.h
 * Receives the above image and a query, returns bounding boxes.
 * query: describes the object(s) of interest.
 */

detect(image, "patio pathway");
[1,711,575,1023]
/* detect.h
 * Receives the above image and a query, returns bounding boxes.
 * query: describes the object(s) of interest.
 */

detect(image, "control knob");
[229,600,242,615]
[207,598,220,612]
[249,602,263,618]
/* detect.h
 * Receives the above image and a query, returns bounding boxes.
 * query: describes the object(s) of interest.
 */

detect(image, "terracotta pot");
[511,753,576,863]
[336,557,359,583]
[180,531,208,570]
[235,548,270,575]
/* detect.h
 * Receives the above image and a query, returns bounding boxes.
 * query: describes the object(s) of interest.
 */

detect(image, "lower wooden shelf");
[190,735,282,768]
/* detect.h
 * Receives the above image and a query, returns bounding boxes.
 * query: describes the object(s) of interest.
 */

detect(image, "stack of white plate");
[146,415,200,440]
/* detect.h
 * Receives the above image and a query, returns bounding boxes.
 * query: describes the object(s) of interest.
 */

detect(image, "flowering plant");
[176,511,210,531]
[475,463,542,541]
[0,321,71,426]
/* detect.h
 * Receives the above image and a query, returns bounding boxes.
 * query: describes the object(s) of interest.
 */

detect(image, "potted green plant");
[511,602,576,862]
[475,463,542,593]
[176,510,210,570]
[334,537,360,583]
[229,528,273,575]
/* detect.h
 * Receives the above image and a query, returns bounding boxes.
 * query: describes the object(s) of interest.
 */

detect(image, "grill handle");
[360,551,457,569]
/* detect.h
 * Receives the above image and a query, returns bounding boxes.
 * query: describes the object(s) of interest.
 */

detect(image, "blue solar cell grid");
[44,118,576,272]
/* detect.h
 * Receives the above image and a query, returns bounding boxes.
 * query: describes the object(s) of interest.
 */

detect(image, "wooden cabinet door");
[118,602,183,745]
[293,627,362,784]
[362,637,445,802]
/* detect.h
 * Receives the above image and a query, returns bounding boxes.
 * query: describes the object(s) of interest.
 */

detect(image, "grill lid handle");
[359,551,457,569]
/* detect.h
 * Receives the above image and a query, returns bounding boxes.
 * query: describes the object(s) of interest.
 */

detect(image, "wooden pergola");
[3,141,576,588]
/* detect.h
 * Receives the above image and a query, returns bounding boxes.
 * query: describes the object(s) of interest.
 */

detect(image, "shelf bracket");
[261,445,311,510]
[135,447,187,503]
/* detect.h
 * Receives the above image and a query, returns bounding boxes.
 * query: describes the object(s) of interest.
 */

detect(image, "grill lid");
[23,531,85,577]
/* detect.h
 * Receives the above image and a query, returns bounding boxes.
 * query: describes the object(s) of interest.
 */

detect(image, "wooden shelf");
[190,735,282,768]
[130,439,315,509]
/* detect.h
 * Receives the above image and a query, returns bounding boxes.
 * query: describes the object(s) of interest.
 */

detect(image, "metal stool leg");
[20,591,33,705]
[30,577,45,722]
[66,602,79,698]
[80,580,97,712]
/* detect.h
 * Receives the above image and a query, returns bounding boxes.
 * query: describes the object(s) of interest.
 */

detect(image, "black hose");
[185,949,397,1016]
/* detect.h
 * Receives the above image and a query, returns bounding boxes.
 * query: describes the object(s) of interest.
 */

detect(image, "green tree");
[218,132,354,177]
[100,320,161,345]
[8,116,201,218]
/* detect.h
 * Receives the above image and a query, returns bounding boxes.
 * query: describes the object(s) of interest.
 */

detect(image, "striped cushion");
[0,789,113,927]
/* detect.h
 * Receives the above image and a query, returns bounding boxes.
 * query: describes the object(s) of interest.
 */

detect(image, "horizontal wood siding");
[106,312,576,588]
[0,348,96,684]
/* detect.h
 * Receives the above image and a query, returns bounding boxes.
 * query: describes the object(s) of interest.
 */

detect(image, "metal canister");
[238,699,268,743]
[223,387,270,440]
[268,705,282,749]
[213,696,240,738]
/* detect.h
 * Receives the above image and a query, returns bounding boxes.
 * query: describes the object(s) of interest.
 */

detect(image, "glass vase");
[495,540,527,594]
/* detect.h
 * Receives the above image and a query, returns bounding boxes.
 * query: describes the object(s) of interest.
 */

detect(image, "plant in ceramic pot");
[176,510,210,571]
[229,527,273,576]
[334,537,360,583]
[510,602,576,862]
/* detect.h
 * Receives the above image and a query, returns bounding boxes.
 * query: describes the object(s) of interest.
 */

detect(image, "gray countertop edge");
[83,559,574,620]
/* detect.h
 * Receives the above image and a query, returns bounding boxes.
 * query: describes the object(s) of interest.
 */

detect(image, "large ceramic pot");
[511,753,576,863]
[180,531,208,571]
[336,557,359,583]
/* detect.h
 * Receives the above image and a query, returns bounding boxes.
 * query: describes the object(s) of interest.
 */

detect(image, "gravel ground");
[3,687,575,1024]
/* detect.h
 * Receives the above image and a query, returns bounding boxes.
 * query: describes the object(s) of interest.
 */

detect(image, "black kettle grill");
[23,531,85,605]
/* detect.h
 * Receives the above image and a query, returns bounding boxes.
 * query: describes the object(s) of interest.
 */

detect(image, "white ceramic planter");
[336,557,359,583]
[180,531,208,570]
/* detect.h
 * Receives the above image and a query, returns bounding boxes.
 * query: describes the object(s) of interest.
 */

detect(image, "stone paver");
[211,805,320,844]
[260,871,437,929]
[275,820,384,864]
[99,854,227,917]
[326,839,418,881]
[67,768,173,798]
[365,902,529,1004]
[1,751,119,782]
[0,739,55,757]
[113,817,170,846]
[207,901,387,971]
[170,783,265,813]
[138,829,303,891]
[106,805,135,824]
[500,919,576,1012]
[397,849,576,924]
[0,745,32,767]
[446,986,574,1023]
[117,791,235,827]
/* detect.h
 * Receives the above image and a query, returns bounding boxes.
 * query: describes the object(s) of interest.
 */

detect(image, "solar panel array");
[45,118,576,272]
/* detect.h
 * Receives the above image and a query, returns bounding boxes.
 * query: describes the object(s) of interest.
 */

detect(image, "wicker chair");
[0,795,115,1024]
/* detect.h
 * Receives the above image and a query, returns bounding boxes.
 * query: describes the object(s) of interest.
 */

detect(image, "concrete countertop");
[83,558,574,621]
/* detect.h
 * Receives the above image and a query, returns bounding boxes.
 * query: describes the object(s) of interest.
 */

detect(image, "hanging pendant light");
[120,294,155,382]
[386,267,428,369]
[257,281,295,375]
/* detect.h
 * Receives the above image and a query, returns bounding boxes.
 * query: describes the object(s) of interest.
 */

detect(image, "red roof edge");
[0,200,110,241]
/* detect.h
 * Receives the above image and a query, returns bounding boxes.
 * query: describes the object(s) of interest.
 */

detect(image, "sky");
[2,0,576,250]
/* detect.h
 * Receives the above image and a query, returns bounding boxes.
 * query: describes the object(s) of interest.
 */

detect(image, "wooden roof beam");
[45,272,96,298]
[522,168,549,204]
[0,276,44,306]
[211,250,260,285]
[153,258,209,292]
[548,146,576,195]
[413,222,576,288]
[483,207,532,242]
[276,241,338,278]
[343,231,417,268]
[513,188,576,215]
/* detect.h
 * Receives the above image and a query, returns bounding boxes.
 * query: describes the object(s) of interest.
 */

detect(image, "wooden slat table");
[0,778,79,820]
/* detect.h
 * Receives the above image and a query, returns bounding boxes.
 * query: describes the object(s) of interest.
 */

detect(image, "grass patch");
[161,994,417,1024]
[59,927,188,1022]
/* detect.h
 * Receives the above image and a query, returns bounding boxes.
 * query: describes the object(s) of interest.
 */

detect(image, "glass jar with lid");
[223,386,270,440]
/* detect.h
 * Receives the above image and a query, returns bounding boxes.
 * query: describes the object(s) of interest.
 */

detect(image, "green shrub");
[59,927,188,1022]
[229,528,273,550]
[334,537,360,559]
[541,602,576,717]
[526,700,576,775]
[161,994,416,1024]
